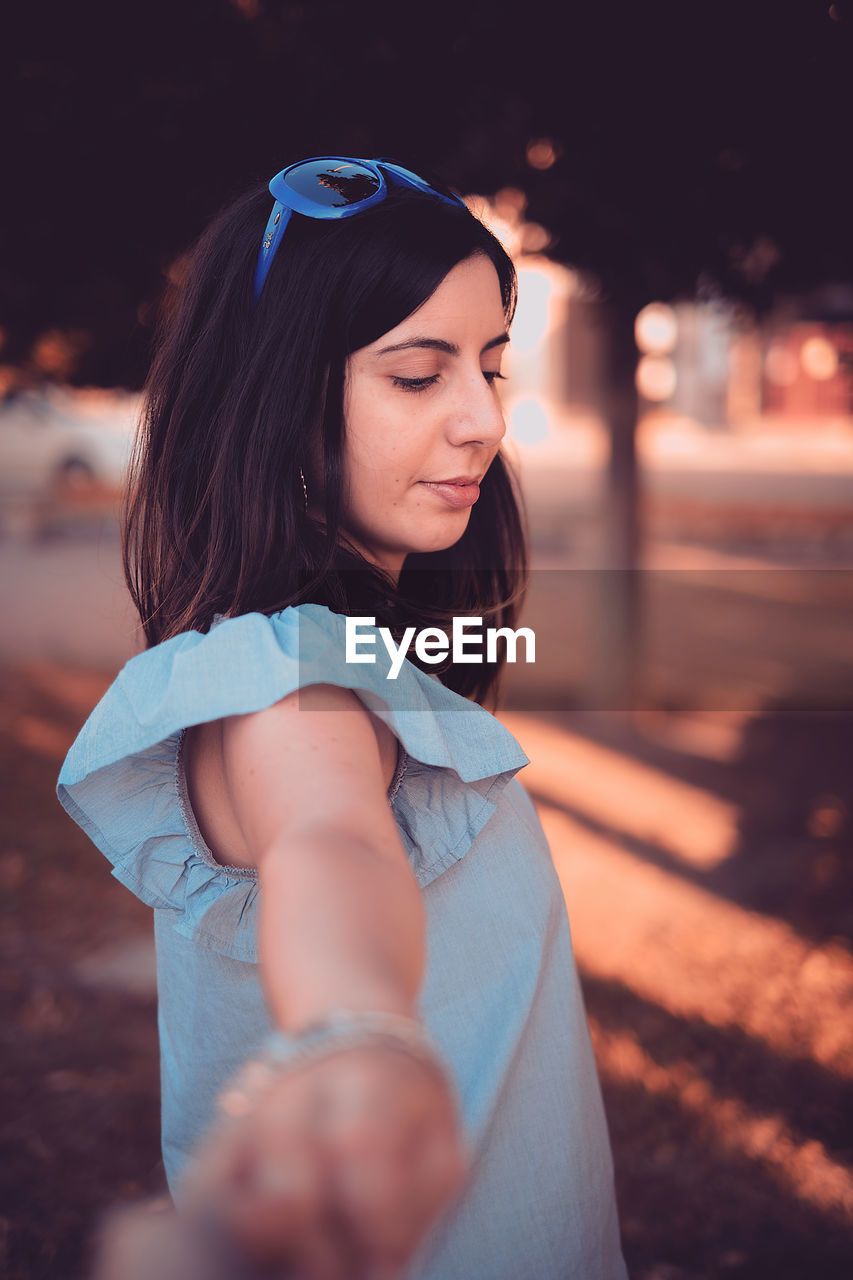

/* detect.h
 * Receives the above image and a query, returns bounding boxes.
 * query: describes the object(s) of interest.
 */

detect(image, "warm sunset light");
[7,11,853,1274]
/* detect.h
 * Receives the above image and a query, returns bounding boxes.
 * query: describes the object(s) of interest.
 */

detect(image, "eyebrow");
[376,334,510,357]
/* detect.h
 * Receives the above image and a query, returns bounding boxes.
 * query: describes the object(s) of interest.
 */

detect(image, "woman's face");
[336,253,509,581]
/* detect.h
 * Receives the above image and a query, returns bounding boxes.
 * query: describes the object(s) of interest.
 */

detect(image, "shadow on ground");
[2,661,852,1279]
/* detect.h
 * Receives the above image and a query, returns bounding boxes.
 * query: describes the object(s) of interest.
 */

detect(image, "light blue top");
[56,603,627,1279]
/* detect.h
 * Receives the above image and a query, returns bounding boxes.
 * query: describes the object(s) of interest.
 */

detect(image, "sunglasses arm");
[253,202,294,302]
[375,160,466,210]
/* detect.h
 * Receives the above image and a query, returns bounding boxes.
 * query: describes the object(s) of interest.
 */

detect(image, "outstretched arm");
[230,682,426,1030]
[179,683,469,1280]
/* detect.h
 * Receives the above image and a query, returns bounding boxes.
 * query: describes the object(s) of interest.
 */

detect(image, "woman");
[57,157,628,1280]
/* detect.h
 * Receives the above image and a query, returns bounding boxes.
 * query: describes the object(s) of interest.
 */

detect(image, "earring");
[299,467,308,514]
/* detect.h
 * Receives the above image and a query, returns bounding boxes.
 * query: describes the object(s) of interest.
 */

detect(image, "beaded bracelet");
[216,1008,450,1120]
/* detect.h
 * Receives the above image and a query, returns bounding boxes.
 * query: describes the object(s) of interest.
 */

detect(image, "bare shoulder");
[183,684,401,872]
[223,682,400,798]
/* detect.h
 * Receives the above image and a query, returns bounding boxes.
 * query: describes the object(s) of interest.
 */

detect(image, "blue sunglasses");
[253,155,467,302]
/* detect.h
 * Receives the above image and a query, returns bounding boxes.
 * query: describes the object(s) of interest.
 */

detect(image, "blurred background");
[2,1,852,1277]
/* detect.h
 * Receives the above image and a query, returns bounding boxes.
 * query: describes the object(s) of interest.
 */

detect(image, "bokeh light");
[511,265,555,354]
[526,139,559,170]
[636,354,677,401]
[509,396,551,445]
[635,303,679,355]
[801,335,839,381]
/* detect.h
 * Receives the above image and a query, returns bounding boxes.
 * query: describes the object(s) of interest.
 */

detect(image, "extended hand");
[179,1044,471,1280]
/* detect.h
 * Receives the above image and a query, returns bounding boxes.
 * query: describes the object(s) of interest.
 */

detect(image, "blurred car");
[0,386,137,501]
[0,386,140,538]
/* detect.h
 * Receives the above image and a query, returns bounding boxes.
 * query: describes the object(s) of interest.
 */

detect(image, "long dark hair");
[122,170,529,708]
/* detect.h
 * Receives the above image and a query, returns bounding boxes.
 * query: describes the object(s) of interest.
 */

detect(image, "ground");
[1,657,852,1279]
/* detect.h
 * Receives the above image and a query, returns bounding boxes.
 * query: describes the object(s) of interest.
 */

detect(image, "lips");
[419,478,481,508]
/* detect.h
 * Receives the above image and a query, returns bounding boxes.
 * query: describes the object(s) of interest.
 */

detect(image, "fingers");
[222,1127,361,1278]
[177,1047,471,1280]
[190,1098,365,1279]
[322,1082,471,1274]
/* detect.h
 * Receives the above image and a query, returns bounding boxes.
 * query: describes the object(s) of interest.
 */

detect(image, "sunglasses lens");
[283,159,382,208]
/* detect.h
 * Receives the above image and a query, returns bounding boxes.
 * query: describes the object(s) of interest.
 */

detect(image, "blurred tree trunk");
[588,300,642,710]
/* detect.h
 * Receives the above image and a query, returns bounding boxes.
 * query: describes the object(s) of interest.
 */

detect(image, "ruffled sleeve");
[56,603,530,962]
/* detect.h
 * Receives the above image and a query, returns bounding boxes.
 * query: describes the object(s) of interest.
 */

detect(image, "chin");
[408,528,470,557]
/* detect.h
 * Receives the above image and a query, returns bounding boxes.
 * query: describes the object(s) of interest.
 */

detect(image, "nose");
[444,368,507,449]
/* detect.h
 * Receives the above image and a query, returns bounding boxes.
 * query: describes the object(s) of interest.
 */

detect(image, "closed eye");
[392,375,440,393]
[392,371,507,394]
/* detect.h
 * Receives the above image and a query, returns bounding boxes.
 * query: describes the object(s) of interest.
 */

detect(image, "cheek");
[344,387,434,497]
[348,432,419,490]
[344,392,400,464]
